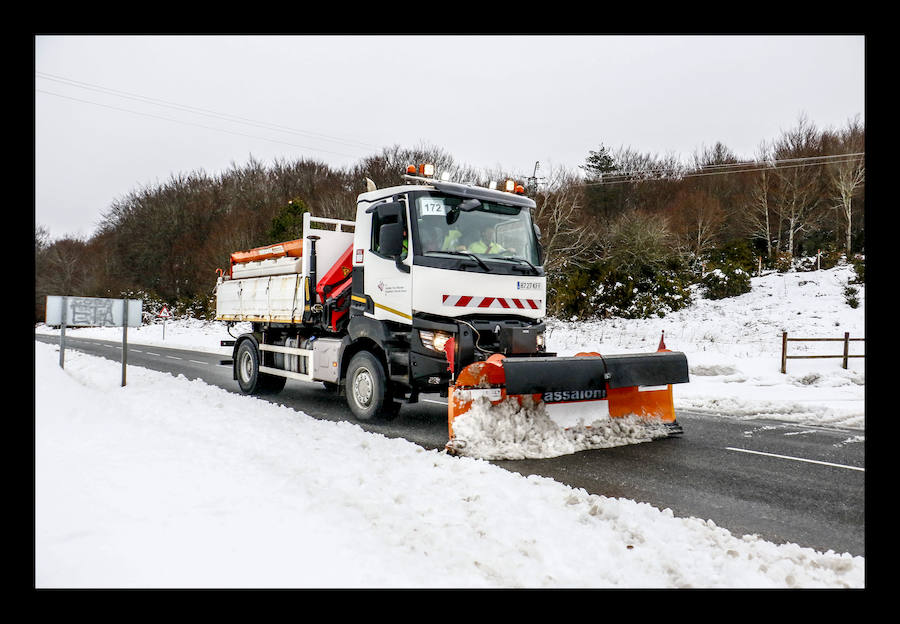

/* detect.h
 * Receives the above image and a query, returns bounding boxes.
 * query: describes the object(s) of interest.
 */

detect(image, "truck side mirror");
[366,200,404,217]
[533,224,544,264]
[379,222,405,258]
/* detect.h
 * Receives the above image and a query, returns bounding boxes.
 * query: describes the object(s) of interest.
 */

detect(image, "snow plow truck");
[215,165,689,455]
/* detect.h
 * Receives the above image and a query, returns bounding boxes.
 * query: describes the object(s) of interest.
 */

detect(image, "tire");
[236,340,286,395]
[345,351,399,422]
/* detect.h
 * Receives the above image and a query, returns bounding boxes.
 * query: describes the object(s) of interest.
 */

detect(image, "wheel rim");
[239,350,253,383]
[352,367,374,407]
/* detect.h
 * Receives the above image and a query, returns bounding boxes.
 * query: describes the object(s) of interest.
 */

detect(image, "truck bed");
[215,214,354,324]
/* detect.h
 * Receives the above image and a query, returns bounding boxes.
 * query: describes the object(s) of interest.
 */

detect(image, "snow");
[547,265,865,430]
[34,266,865,587]
[447,396,672,460]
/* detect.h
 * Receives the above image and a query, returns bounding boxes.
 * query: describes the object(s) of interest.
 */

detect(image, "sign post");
[46,296,143,384]
[157,305,172,340]
[121,299,128,386]
[59,295,68,368]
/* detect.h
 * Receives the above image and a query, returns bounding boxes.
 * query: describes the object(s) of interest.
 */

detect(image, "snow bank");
[34,342,864,588]
[448,396,670,460]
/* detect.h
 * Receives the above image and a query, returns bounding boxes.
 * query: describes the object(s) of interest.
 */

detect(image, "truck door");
[363,200,412,324]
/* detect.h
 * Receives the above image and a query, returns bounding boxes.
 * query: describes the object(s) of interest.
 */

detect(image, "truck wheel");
[236,340,286,395]
[345,351,399,421]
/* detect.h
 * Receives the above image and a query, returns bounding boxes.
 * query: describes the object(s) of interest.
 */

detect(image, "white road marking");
[726,447,864,472]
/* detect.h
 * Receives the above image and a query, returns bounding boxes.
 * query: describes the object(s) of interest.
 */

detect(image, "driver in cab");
[466,225,506,254]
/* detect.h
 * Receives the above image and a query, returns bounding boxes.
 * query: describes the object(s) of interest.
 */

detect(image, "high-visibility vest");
[468,240,504,254]
[442,230,461,250]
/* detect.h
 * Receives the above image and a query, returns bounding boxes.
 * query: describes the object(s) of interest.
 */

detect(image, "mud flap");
[446,351,689,456]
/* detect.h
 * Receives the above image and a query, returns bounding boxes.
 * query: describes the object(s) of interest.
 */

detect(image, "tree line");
[34,114,864,323]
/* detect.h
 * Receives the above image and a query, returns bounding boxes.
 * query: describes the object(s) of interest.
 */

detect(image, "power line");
[35,71,382,154]
[36,88,364,160]
[584,152,864,181]
[581,153,864,186]
[694,152,864,172]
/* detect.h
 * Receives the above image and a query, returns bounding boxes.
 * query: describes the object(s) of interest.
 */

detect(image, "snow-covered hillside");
[548,265,865,430]
[33,265,865,587]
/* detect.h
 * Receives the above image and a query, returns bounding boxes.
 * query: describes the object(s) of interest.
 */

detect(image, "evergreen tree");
[268,198,309,243]
[581,143,626,222]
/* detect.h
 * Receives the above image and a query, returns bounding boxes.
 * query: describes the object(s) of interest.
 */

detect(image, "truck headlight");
[419,330,453,353]
[536,332,545,350]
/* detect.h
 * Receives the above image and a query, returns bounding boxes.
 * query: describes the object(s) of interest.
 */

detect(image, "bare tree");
[741,142,777,260]
[771,114,827,258]
[351,143,458,190]
[670,188,726,258]
[531,165,599,274]
[825,116,865,255]
[38,236,91,297]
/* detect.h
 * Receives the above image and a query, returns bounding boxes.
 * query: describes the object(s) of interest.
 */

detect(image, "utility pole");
[526,161,545,190]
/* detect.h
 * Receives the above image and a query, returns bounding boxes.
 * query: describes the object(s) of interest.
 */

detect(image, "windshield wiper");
[489,255,540,275]
[438,250,491,272]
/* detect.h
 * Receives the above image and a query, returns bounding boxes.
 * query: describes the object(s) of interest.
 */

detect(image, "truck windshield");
[412,193,541,267]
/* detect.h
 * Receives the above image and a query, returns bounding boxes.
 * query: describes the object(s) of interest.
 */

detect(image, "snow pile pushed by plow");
[447,395,671,460]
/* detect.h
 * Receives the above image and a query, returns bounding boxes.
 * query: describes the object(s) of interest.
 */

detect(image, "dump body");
[216,213,354,324]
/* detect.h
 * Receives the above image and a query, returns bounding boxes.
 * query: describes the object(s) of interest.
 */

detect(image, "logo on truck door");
[377,280,407,294]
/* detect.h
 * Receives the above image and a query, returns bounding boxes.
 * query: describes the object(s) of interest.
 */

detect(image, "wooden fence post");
[842,332,850,370]
[781,331,788,374]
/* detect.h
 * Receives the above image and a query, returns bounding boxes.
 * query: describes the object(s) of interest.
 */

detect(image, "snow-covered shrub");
[549,262,693,320]
[115,290,217,323]
[548,211,694,320]
[173,294,217,321]
[795,248,844,272]
[702,239,758,275]
[117,289,168,324]
[850,254,865,284]
[700,264,751,300]
[774,252,793,273]
[843,284,860,308]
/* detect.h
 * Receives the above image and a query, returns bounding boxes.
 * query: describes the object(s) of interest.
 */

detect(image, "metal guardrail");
[781,331,865,373]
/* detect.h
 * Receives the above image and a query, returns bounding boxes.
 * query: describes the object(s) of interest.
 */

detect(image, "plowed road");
[35,335,865,557]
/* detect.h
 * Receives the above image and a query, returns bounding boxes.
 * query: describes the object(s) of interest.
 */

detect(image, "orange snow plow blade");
[445,350,689,459]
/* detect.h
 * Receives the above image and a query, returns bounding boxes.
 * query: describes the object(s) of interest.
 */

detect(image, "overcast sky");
[34,35,865,241]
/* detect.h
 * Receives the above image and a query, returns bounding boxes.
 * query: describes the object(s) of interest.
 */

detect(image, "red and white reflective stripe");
[442,294,541,310]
